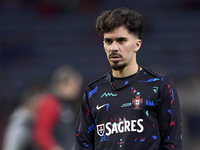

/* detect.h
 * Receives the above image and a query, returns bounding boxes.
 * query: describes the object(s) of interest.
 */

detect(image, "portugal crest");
[132,94,143,109]
[97,124,105,137]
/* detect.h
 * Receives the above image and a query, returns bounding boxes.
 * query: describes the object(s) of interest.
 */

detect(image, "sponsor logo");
[96,119,144,137]
[97,124,105,136]
[96,104,110,111]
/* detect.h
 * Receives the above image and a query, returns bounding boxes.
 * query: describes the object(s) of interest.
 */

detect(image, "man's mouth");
[109,53,122,61]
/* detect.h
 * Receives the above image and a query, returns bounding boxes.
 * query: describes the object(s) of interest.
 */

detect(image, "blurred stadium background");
[0,0,200,149]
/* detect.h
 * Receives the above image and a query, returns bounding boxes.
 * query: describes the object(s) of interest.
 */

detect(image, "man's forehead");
[103,27,134,39]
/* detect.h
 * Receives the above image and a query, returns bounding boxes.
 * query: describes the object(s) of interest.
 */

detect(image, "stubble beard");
[109,51,127,70]
[111,62,127,70]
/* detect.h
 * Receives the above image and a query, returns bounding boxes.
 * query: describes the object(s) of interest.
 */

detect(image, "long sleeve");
[33,95,60,150]
[2,108,33,150]
[2,126,30,150]
[158,76,182,150]
[75,92,95,150]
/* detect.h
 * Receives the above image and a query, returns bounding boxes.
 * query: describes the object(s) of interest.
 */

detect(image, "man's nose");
[110,41,119,51]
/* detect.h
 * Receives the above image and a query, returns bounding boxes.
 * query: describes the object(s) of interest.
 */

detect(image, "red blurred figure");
[33,65,83,150]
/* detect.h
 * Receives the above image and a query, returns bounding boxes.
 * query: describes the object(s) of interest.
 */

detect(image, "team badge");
[97,124,105,137]
[132,94,143,109]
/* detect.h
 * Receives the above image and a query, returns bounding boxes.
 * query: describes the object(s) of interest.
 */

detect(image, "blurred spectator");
[178,73,200,150]
[33,65,83,150]
[2,86,44,150]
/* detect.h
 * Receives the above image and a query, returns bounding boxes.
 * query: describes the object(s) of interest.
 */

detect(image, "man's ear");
[135,39,142,52]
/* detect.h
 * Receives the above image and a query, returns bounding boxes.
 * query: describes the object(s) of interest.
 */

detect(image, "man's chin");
[111,63,127,70]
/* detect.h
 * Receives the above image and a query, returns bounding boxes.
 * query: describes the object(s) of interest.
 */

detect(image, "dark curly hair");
[96,7,143,39]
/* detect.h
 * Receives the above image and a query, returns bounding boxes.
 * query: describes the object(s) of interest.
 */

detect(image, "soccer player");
[75,7,182,150]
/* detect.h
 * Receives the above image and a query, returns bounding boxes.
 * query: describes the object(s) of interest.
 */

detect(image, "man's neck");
[112,64,140,78]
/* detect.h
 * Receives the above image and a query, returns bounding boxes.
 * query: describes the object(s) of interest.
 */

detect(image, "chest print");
[132,93,143,109]
[101,92,117,98]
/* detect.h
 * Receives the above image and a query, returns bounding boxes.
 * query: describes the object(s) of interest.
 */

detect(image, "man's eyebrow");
[104,37,127,40]
[116,37,128,39]
[104,37,112,41]
[116,37,127,40]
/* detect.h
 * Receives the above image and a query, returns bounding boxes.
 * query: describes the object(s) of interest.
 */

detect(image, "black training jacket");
[75,66,182,150]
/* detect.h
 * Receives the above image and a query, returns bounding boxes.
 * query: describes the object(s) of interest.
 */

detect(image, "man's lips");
[109,54,122,61]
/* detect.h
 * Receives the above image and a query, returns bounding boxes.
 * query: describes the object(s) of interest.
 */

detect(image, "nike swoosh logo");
[96,104,109,111]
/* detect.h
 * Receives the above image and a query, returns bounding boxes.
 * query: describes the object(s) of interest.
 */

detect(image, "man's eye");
[118,38,126,43]
[104,39,112,44]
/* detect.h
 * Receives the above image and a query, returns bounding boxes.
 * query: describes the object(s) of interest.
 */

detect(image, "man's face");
[103,26,141,70]
[58,75,83,101]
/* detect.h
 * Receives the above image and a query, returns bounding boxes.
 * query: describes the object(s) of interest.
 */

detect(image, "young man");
[75,7,182,150]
